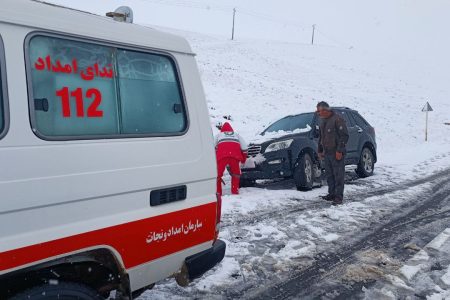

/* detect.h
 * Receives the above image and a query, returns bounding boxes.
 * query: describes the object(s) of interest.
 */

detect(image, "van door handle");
[34,98,49,112]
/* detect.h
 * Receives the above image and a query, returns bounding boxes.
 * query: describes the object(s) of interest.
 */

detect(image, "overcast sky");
[47,0,449,64]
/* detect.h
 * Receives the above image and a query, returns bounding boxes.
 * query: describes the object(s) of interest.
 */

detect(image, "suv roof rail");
[332,106,352,110]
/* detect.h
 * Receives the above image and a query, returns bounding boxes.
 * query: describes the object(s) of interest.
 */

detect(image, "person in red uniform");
[215,122,248,195]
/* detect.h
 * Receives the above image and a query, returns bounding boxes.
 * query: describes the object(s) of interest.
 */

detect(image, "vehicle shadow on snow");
[252,169,362,191]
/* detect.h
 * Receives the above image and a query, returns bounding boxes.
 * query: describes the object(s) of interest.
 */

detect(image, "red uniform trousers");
[217,157,241,195]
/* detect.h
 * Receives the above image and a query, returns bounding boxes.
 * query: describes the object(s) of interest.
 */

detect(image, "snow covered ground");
[362,228,450,299]
[135,28,450,299]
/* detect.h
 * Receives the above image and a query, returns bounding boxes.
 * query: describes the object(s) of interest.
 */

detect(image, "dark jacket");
[318,111,349,154]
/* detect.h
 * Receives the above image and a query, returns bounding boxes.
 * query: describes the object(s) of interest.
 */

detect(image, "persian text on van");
[34,56,114,81]
[146,219,204,244]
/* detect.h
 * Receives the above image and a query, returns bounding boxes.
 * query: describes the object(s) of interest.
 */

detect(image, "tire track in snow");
[248,170,450,300]
[221,168,450,229]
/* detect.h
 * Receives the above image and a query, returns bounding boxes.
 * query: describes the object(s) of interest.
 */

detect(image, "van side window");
[117,50,186,134]
[29,36,119,137]
[0,71,3,136]
[28,35,187,139]
[0,38,5,138]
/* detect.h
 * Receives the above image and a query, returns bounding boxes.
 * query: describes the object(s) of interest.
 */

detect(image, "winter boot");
[321,194,335,201]
[231,174,240,195]
[332,196,343,206]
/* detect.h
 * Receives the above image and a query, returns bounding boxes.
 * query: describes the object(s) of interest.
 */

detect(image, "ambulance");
[0,1,225,299]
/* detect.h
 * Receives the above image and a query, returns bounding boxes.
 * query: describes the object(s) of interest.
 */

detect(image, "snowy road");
[252,169,450,299]
[141,163,450,300]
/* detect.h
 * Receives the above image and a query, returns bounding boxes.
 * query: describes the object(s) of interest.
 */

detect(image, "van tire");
[10,282,104,300]
[356,147,375,178]
[294,153,314,191]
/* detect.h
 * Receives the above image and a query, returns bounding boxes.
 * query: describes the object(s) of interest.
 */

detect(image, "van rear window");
[27,35,187,139]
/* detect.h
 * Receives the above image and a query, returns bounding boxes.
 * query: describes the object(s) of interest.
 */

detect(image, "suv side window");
[338,111,355,127]
[351,112,369,128]
[27,35,187,139]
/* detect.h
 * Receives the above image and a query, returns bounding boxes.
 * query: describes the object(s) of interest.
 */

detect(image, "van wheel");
[294,153,314,191]
[356,147,375,178]
[240,178,255,187]
[10,282,104,300]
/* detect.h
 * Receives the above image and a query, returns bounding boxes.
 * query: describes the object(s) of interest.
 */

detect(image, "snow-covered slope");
[44,0,450,166]
[171,28,449,171]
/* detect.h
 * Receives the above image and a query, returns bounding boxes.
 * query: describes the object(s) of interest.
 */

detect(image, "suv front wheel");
[356,147,375,178]
[240,178,256,187]
[294,153,314,191]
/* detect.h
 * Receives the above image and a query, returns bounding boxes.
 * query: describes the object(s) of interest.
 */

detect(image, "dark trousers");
[324,153,345,199]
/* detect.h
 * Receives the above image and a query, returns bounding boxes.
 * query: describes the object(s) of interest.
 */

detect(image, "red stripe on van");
[0,202,217,272]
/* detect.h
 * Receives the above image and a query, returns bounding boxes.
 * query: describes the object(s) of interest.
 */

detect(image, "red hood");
[221,122,233,132]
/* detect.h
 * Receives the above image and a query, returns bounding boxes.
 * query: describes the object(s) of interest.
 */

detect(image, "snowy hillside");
[44,0,450,164]
[168,28,450,170]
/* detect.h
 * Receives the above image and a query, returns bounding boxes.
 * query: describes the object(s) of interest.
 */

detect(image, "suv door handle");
[356,126,363,133]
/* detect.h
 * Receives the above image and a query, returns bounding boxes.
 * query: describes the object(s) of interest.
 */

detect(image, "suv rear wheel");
[294,153,314,191]
[356,147,375,178]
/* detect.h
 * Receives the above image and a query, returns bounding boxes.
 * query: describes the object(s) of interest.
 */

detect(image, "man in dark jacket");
[317,101,349,205]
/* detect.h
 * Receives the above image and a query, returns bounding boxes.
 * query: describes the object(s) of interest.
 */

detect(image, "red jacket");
[215,122,248,163]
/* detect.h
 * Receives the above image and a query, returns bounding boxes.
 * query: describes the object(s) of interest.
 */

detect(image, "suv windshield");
[263,113,313,134]
[291,113,314,131]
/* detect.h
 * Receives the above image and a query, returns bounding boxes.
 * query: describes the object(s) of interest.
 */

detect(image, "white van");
[0,1,224,299]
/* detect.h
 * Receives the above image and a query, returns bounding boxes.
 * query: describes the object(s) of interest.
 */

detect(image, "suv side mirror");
[313,125,320,138]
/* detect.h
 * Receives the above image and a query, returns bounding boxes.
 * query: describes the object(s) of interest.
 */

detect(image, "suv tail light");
[214,193,222,241]
[369,126,375,136]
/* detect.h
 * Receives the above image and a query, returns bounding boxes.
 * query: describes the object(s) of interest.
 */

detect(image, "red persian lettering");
[34,56,114,81]
[35,56,77,74]
[80,64,114,81]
